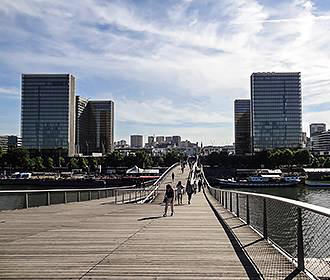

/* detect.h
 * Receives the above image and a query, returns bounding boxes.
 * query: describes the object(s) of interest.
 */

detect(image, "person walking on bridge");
[186,181,193,205]
[171,172,175,182]
[163,184,174,217]
[176,181,184,205]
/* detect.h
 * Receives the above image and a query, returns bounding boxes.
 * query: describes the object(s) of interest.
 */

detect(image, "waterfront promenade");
[0,166,307,279]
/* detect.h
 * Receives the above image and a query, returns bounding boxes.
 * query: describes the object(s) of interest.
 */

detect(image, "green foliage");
[78,157,88,170]
[59,156,65,168]
[104,151,124,167]
[4,148,31,170]
[68,158,79,170]
[46,157,54,170]
[33,156,45,171]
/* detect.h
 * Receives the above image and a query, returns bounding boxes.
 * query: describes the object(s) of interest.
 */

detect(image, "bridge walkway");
[0,166,261,279]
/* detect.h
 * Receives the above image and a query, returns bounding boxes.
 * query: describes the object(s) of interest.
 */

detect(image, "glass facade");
[77,100,114,155]
[251,72,302,152]
[21,74,76,156]
[234,99,251,155]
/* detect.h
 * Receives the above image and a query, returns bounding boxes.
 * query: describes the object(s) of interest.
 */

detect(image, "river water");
[235,185,330,208]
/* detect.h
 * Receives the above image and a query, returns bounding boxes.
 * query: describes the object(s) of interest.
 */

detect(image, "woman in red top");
[163,184,174,217]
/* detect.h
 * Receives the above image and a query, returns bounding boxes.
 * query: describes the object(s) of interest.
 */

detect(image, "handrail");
[0,185,136,194]
[206,189,330,218]
[139,162,180,204]
[202,166,330,280]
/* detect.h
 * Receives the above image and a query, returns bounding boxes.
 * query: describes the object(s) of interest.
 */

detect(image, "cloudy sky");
[0,0,330,145]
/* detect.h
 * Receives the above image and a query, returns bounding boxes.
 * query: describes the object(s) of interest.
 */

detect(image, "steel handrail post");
[230,192,233,212]
[263,198,268,239]
[236,193,239,217]
[297,208,305,271]
[246,195,250,225]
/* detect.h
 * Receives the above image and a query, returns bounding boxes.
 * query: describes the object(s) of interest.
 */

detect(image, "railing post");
[25,193,29,208]
[77,191,81,202]
[236,193,239,217]
[230,192,233,212]
[115,190,117,204]
[98,191,100,199]
[129,191,131,202]
[225,192,227,209]
[246,195,250,225]
[122,192,124,204]
[89,191,91,200]
[47,192,51,206]
[135,190,137,201]
[297,208,305,271]
[64,192,67,203]
[263,198,268,239]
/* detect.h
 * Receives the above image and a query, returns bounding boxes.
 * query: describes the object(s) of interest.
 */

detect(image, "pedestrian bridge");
[0,164,329,279]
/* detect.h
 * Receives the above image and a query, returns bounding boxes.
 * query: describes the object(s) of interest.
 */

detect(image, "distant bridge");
[0,163,329,279]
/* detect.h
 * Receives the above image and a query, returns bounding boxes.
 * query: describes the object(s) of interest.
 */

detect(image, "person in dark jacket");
[186,181,193,204]
[163,184,174,217]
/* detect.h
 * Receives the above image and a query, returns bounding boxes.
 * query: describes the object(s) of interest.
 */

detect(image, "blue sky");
[1,0,330,145]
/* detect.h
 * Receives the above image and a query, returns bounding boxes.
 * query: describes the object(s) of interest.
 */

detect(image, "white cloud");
[0,87,19,98]
[0,0,330,143]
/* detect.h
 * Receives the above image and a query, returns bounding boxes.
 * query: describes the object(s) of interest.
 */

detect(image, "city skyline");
[1,1,330,145]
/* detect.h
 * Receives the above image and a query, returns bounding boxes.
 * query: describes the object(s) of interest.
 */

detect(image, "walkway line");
[79,215,157,280]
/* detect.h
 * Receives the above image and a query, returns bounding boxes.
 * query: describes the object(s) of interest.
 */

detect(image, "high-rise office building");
[76,96,88,154]
[251,72,302,152]
[234,99,251,155]
[310,123,326,137]
[131,135,143,148]
[21,74,76,156]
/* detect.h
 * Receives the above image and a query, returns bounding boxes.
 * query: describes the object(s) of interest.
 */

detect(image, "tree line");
[201,148,330,169]
[0,147,184,173]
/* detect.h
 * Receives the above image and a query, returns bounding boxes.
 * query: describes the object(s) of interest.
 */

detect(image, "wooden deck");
[0,166,299,279]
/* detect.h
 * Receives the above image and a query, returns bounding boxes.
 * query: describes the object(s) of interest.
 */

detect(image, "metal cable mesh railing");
[206,185,330,279]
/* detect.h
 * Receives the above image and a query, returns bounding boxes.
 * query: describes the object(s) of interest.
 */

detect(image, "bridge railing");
[204,177,330,279]
[0,185,137,211]
[113,162,180,204]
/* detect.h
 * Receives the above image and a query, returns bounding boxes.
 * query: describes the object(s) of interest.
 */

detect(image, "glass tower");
[21,74,76,156]
[251,72,302,152]
[234,99,251,155]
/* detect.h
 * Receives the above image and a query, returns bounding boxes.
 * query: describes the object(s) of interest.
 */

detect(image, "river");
[234,185,330,208]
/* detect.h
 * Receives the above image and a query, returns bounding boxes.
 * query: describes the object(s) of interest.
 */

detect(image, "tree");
[104,151,124,167]
[293,149,311,166]
[33,156,45,171]
[59,156,65,168]
[135,151,153,168]
[68,158,79,170]
[5,148,31,170]
[45,157,54,170]
[78,157,88,170]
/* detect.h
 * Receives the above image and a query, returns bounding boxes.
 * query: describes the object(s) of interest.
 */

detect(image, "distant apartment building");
[0,135,22,152]
[172,136,181,146]
[310,130,330,155]
[76,98,114,155]
[251,72,302,152]
[310,123,326,137]
[131,135,143,148]
[156,136,165,144]
[114,140,128,149]
[148,136,155,145]
[21,74,76,156]
[165,136,172,143]
[234,99,251,155]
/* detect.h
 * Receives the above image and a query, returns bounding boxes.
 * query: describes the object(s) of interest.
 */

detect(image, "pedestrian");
[198,179,202,192]
[176,181,184,205]
[163,184,174,217]
[193,180,197,194]
[171,172,175,182]
[186,181,193,205]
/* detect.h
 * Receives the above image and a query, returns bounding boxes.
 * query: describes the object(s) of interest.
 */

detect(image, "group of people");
[162,177,203,217]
